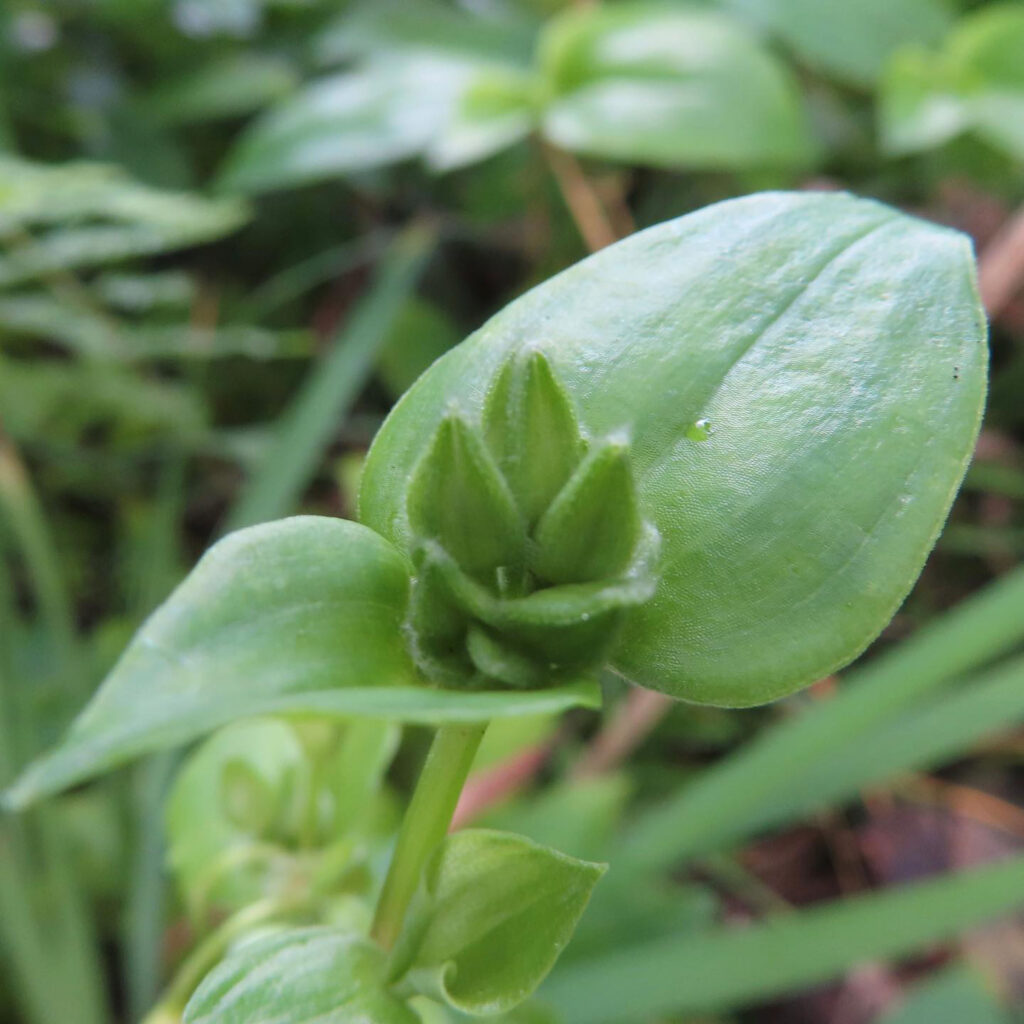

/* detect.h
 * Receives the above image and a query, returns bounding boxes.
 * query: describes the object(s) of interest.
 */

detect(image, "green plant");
[218,2,817,194]
[3,189,988,1021]
[879,2,1024,161]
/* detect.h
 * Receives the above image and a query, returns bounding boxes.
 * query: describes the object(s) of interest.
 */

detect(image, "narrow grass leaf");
[618,564,1024,871]
[544,853,1024,1022]
[225,223,434,532]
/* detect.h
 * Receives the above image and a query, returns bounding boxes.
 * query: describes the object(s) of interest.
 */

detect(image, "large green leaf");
[3,517,414,806]
[726,0,952,87]
[183,927,418,1024]
[4,513,600,808]
[539,4,816,169]
[617,563,1024,871]
[389,829,605,1015]
[360,192,986,707]
[879,5,1024,160]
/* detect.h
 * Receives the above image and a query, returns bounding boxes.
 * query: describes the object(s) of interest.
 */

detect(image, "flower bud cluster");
[404,350,659,690]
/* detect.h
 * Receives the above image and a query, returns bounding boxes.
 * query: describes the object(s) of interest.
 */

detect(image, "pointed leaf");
[4,517,415,806]
[407,414,525,579]
[360,192,987,707]
[6,682,602,811]
[390,829,605,1015]
[531,438,642,584]
[184,927,418,1024]
[483,350,585,528]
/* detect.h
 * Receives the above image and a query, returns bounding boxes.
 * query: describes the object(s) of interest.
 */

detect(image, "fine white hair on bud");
[404,351,659,691]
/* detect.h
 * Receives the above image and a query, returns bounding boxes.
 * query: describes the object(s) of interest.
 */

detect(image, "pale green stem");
[370,723,486,950]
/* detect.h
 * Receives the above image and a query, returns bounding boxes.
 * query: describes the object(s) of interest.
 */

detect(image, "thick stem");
[371,723,486,950]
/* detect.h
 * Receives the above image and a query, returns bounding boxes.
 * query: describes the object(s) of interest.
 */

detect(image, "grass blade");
[0,439,109,1024]
[751,652,1024,832]
[544,853,1024,1023]
[224,223,435,532]
[618,565,1024,870]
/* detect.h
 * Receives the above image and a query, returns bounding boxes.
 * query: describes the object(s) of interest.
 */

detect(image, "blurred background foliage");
[2,0,1024,1022]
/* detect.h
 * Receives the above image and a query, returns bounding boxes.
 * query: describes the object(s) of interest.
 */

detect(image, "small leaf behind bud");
[484,350,585,527]
[388,829,605,1016]
[532,438,641,584]
[408,414,525,580]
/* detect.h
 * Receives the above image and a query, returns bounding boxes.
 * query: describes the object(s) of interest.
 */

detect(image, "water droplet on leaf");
[686,418,713,442]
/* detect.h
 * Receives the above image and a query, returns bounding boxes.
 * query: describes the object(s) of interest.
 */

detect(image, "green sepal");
[404,554,478,688]
[483,350,586,528]
[466,625,547,690]
[531,437,642,584]
[183,927,418,1024]
[407,413,526,580]
[401,355,656,690]
[388,829,606,1016]
[418,534,656,673]
[422,532,658,629]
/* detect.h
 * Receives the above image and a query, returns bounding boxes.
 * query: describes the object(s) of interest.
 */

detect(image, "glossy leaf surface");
[184,927,418,1024]
[540,5,816,169]
[360,192,987,707]
[390,829,605,1015]
[5,517,415,805]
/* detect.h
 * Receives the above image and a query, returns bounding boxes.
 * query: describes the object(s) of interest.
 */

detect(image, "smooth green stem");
[371,723,486,950]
